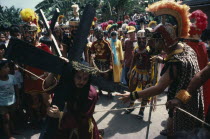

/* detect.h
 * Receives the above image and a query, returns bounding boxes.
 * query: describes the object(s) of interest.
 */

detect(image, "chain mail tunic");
[161,44,204,133]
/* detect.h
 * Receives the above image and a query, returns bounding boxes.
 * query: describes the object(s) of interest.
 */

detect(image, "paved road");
[10,92,168,139]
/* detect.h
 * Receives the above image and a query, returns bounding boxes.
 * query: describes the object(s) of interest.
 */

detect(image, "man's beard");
[24,36,34,44]
[138,42,146,50]
[71,30,77,36]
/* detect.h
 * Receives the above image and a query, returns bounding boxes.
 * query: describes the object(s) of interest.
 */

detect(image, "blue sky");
[0,0,43,10]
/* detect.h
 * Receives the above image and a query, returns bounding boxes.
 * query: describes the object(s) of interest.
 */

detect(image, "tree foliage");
[35,0,155,22]
[0,6,22,26]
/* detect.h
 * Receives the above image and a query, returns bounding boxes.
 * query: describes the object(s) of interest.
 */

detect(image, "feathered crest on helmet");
[108,20,114,24]
[20,8,40,33]
[58,15,64,24]
[189,10,208,36]
[128,21,136,26]
[100,22,108,31]
[146,0,190,38]
[117,21,123,28]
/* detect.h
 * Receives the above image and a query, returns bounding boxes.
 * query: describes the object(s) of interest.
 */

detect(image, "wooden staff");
[146,61,158,139]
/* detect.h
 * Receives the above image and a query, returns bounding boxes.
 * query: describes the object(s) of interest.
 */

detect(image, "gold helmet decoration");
[146,0,190,38]
[20,8,40,33]
[58,15,64,24]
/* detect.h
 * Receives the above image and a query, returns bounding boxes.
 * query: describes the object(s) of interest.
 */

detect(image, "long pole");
[146,61,158,139]
[146,97,154,139]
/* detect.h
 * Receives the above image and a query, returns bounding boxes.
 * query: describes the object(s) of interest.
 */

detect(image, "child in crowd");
[0,60,19,139]
[0,43,6,60]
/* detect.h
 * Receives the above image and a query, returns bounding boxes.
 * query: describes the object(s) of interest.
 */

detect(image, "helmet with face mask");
[20,8,40,44]
[146,0,190,48]
[22,23,38,43]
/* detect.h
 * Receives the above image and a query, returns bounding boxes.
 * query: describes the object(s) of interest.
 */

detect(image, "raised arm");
[187,64,210,94]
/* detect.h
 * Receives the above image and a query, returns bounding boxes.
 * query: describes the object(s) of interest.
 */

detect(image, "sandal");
[98,129,104,137]
[160,129,168,136]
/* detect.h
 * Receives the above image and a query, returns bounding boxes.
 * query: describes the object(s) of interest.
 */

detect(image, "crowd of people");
[0,0,210,139]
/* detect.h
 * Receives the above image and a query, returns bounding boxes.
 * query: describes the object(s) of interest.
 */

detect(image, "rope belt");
[91,57,111,73]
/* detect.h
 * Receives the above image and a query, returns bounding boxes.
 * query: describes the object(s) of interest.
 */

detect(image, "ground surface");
[3,92,168,139]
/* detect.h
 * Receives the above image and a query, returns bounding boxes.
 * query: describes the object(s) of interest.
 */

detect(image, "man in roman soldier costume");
[184,10,210,116]
[167,62,210,131]
[125,29,151,119]
[20,8,52,127]
[90,28,112,96]
[118,0,204,137]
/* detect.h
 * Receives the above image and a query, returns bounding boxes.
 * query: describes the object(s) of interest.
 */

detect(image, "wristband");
[175,90,191,104]
[130,91,139,101]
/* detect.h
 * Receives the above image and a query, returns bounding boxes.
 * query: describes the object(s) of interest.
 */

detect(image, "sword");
[40,9,62,57]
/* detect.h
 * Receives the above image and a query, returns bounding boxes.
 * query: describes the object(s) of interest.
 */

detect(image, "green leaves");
[0,6,22,26]
[35,0,74,20]
[34,0,154,22]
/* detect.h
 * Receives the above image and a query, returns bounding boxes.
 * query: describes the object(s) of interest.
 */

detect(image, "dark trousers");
[124,67,130,86]
[39,117,59,139]
[206,105,210,130]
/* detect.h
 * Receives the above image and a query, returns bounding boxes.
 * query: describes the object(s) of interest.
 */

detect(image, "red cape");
[24,43,52,94]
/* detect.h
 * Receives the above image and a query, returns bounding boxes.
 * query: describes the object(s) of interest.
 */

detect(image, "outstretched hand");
[116,92,131,103]
[150,55,163,63]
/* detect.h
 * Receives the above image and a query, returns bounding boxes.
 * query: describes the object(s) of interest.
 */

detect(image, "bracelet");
[130,91,139,101]
[175,90,191,104]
